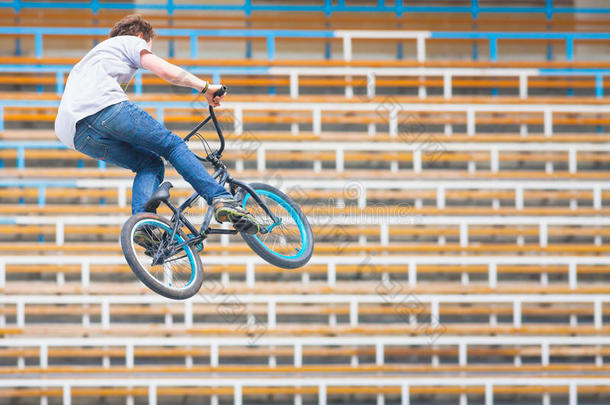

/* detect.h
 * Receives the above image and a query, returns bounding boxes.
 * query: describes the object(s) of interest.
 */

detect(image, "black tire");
[121,212,203,300]
[237,182,314,269]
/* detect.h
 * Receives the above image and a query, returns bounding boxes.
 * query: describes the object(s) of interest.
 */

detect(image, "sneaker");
[133,225,166,250]
[212,197,260,234]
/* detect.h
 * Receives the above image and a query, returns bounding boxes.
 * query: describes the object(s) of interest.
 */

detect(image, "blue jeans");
[74,101,231,214]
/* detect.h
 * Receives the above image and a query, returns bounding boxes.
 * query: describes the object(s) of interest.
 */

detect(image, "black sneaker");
[212,197,260,234]
[133,225,166,250]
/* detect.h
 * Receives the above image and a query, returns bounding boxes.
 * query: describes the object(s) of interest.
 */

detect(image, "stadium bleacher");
[1,1,610,404]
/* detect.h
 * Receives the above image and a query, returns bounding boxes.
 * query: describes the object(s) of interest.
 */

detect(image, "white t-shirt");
[54,35,150,149]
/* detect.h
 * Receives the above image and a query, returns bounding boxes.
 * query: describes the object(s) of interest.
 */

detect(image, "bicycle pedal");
[233,217,260,235]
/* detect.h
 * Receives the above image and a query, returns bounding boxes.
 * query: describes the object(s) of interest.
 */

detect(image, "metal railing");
[1,0,610,18]
[2,27,610,61]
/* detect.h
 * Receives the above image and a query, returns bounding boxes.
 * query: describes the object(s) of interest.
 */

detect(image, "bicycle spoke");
[244,193,303,257]
[132,221,196,289]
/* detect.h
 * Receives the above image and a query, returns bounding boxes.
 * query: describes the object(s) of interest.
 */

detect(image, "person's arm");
[140,51,225,107]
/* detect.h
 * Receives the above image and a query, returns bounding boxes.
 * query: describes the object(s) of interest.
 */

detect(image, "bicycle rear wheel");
[237,182,313,269]
[121,212,203,300]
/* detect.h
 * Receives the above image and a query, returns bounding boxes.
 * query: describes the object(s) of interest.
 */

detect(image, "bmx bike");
[120,86,314,300]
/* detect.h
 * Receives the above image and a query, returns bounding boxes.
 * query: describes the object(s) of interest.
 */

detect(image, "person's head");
[109,14,156,48]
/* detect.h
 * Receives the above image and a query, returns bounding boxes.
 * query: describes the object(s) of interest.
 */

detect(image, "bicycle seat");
[144,181,173,212]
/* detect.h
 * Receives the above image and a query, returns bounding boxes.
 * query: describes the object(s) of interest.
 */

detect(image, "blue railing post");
[35,32,43,58]
[56,71,64,95]
[134,71,142,96]
[245,18,252,59]
[14,13,21,56]
[378,0,385,6]
[266,35,276,92]
[325,20,331,60]
[596,74,604,99]
[13,0,20,13]
[565,37,574,62]
[489,37,498,62]
[395,0,403,17]
[91,0,99,15]
[168,16,175,58]
[396,21,403,60]
[266,35,276,61]
[246,40,252,59]
[212,72,221,84]
[166,0,174,56]
[37,185,46,207]
[244,0,252,17]
[471,0,479,19]
[324,0,332,17]
[190,35,198,59]
[545,0,554,20]
[169,38,175,58]
[17,146,25,170]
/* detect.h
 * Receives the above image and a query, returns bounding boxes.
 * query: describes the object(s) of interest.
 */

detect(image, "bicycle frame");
[153,104,280,257]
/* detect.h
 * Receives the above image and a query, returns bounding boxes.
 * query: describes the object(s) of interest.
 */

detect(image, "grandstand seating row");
[2,98,610,129]
[1,336,609,376]
[4,129,610,144]
[5,216,610,244]
[3,27,610,62]
[1,140,610,175]
[0,293,607,336]
[3,178,610,203]
[0,376,601,405]
[3,217,610,254]
[2,253,610,291]
[5,68,610,99]
[4,65,610,99]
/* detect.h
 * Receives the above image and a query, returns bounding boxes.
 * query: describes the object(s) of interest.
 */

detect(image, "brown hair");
[109,15,156,42]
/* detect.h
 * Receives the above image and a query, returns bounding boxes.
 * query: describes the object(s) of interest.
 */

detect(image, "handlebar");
[213,85,227,99]
[183,85,228,164]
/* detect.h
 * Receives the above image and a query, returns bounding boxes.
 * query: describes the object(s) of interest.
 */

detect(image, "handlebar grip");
[213,85,227,99]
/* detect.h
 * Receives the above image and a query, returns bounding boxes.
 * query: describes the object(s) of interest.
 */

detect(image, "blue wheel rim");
[135,219,196,288]
[242,189,308,260]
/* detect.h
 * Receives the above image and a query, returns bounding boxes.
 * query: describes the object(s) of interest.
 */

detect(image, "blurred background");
[1,0,610,404]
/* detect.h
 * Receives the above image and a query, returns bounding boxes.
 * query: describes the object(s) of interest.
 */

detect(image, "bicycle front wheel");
[121,212,203,300]
[238,182,314,269]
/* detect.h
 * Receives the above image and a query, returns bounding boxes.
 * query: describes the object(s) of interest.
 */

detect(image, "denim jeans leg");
[97,101,232,205]
[74,104,166,214]
[130,149,165,213]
